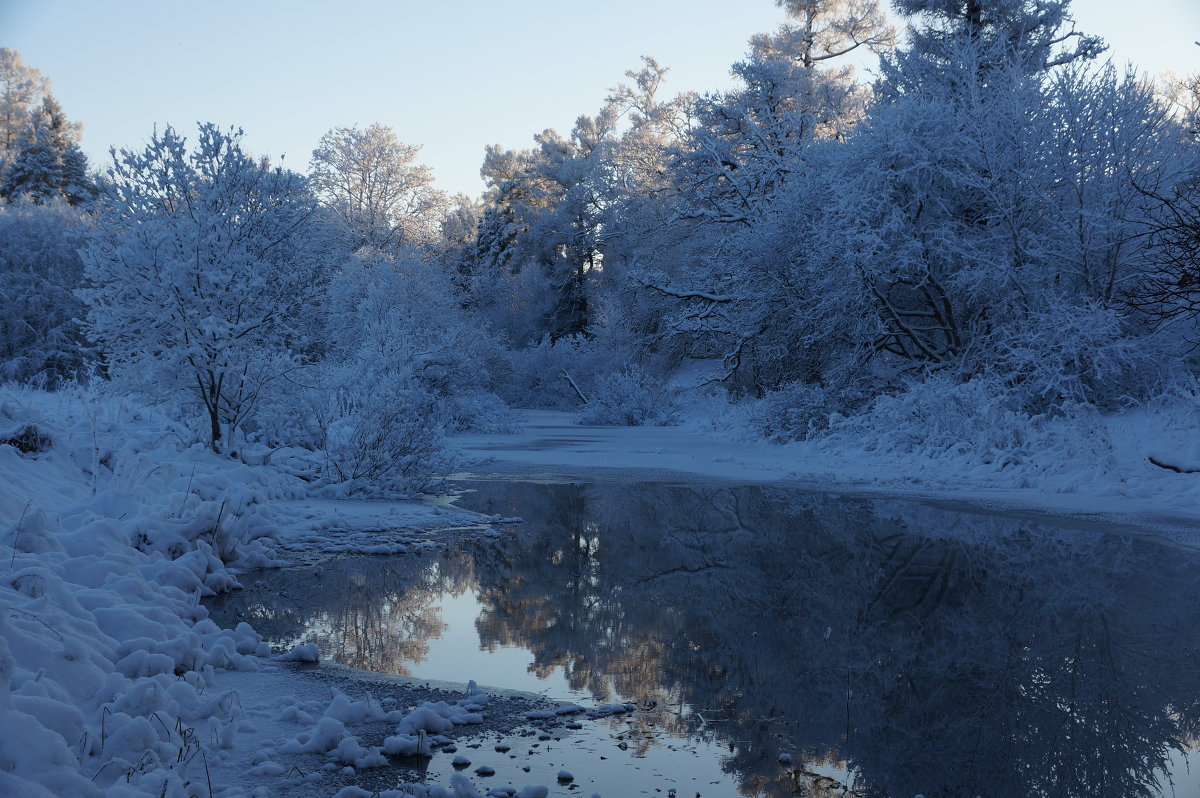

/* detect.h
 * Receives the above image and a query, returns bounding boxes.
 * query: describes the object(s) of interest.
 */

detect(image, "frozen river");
[210,478,1200,797]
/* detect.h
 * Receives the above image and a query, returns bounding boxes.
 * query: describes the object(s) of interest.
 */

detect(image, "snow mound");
[0,386,303,795]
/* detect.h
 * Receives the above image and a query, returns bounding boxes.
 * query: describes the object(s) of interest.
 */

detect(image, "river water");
[209,478,1200,797]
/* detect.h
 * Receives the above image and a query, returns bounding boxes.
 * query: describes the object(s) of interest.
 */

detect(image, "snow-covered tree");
[604,57,694,200]
[2,95,96,205]
[1127,130,1200,338]
[309,123,447,251]
[674,0,891,227]
[469,113,618,342]
[756,43,1167,408]
[80,123,333,451]
[1043,64,1180,305]
[0,48,51,161]
[324,248,499,397]
[881,0,1105,91]
[467,58,693,352]
[627,0,891,391]
[0,50,93,205]
[439,193,482,253]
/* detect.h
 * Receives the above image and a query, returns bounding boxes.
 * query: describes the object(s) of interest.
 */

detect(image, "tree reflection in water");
[458,481,1200,798]
[209,481,1200,798]
[207,551,475,675]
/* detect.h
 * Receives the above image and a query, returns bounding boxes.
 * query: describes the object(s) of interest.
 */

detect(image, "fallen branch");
[646,284,735,302]
[561,370,589,405]
[1149,456,1200,474]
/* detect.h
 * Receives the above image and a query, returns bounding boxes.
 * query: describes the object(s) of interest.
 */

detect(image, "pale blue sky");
[2,0,1197,198]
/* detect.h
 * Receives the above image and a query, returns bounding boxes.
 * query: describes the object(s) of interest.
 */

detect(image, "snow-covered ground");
[0,386,550,797]
[455,408,1200,534]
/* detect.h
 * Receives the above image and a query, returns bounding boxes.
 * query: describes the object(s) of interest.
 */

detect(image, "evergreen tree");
[881,0,1105,95]
[1,95,95,205]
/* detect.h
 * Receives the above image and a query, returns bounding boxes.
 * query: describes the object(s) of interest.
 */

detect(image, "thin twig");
[177,464,197,518]
[9,500,32,568]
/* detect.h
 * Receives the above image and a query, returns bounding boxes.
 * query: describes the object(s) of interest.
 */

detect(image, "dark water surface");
[210,480,1200,797]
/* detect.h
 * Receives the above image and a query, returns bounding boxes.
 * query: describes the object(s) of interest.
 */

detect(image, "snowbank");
[0,386,293,795]
[0,385,493,796]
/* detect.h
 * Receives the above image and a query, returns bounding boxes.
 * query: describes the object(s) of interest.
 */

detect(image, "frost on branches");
[79,124,333,452]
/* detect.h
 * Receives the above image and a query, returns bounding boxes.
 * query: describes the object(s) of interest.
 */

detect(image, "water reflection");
[211,481,1200,798]
[209,552,476,675]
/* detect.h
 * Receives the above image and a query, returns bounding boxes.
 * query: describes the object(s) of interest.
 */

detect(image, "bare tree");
[309,123,447,251]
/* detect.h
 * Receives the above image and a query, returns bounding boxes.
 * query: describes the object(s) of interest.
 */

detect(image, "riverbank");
[453,408,1200,537]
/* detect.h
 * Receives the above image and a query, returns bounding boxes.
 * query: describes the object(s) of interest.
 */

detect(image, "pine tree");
[0,95,95,205]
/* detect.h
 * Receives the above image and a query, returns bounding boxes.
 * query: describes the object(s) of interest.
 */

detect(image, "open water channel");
[209,478,1200,797]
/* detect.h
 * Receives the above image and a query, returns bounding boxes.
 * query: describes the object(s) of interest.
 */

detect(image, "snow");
[454,408,1200,533]
[0,385,514,797]
[276,642,321,663]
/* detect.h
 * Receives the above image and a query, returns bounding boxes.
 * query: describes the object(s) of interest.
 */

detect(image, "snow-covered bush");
[826,372,1119,484]
[0,199,89,386]
[829,374,1034,467]
[501,336,600,410]
[440,390,520,434]
[248,247,514,493]
[318,384,453,496]
[986,299,1161,413]
[255,364,454,496]
[754,378,874,442]
[324,248,513,433]
[577,364,679,427]
[498,324,655,413]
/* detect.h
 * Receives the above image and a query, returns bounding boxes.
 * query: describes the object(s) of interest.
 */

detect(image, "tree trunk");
[208,403,222,453]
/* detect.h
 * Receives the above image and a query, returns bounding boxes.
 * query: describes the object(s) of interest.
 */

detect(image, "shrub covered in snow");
[500,336,599,411]
[317,385,454,496]
[0,199,90,387]
[577,364,679,427]
[440,389,521,434]
[256,363,456,497]
[753,378,874,442]
[322,248,515,434]
[827,375,1036,467]
[985,298,1162,413]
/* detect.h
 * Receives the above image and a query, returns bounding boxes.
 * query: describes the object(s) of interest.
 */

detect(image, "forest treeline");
[2,0,1199,493]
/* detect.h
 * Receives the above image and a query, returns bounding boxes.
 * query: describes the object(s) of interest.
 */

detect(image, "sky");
[2,0,1198,199]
